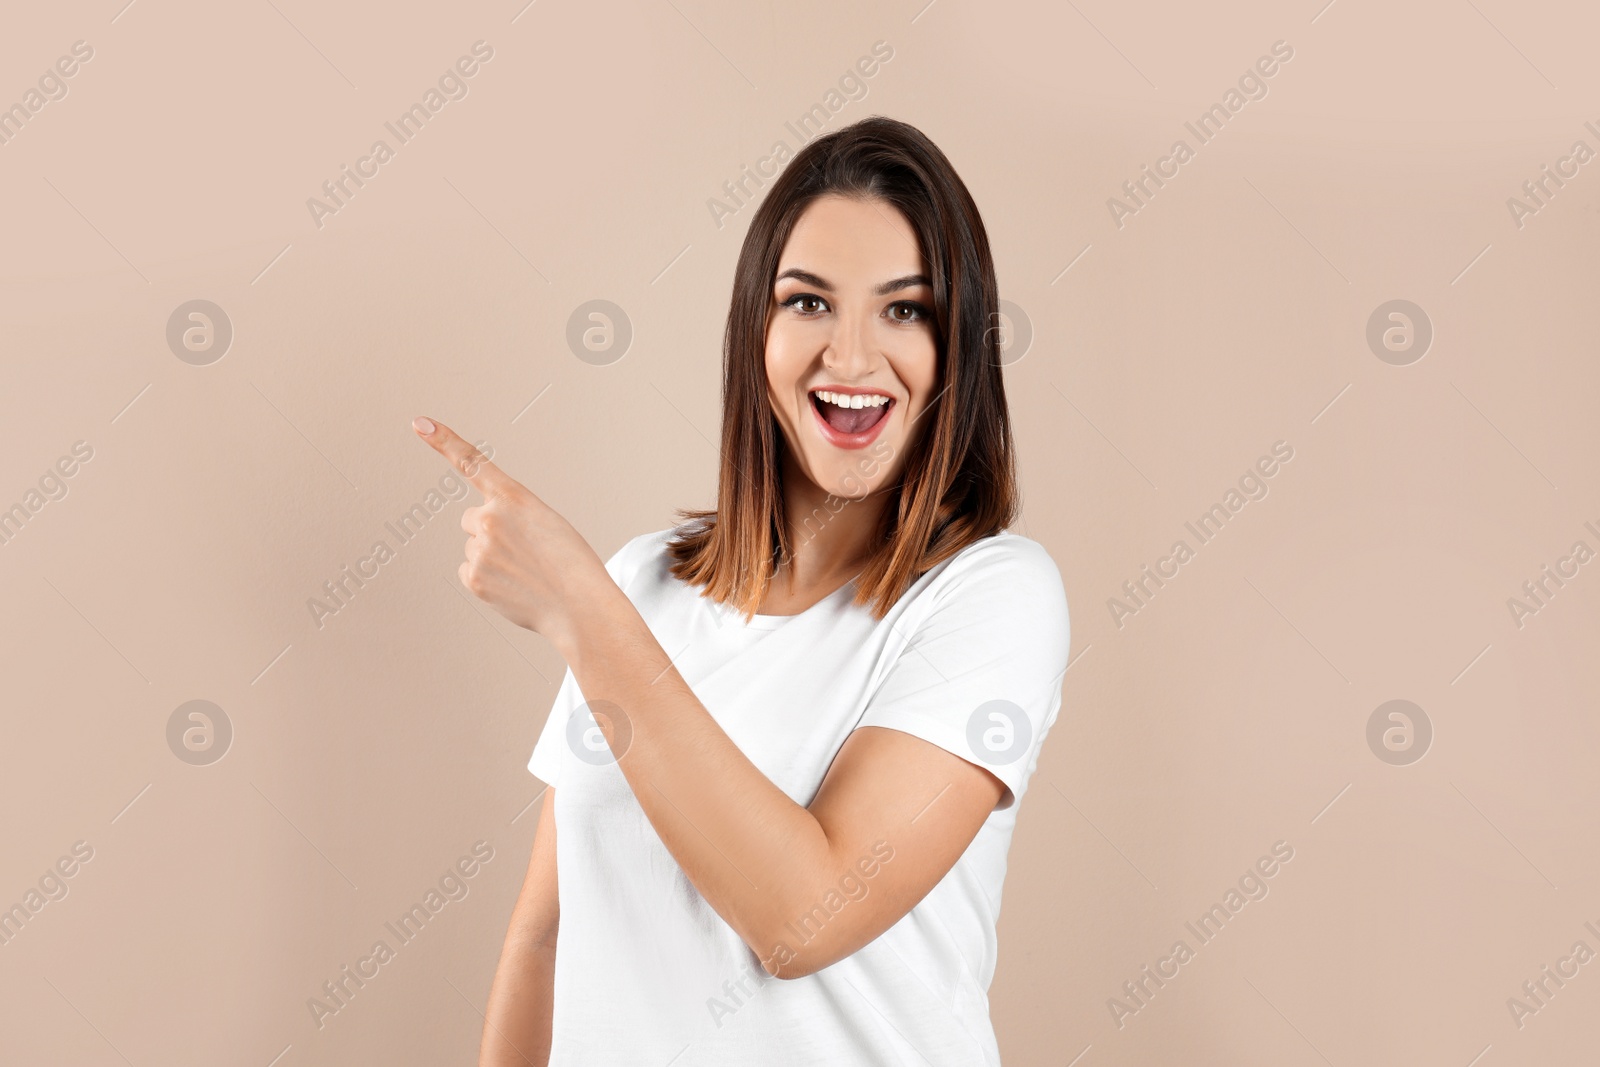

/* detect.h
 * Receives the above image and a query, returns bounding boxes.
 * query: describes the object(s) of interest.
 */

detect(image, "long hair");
[665,115,1017,620]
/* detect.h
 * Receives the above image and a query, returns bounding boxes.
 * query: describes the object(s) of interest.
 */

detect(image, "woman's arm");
[417,420,1011,978]
[480,789,558,1066]
[560,591,1005,978]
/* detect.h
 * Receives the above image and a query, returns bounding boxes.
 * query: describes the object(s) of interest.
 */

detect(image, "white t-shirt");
[528,526,1070,1065]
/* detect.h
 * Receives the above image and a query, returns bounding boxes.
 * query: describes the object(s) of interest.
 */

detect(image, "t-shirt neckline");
[743,574,860,629]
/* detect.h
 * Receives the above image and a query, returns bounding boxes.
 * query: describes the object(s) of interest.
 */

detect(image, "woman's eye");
[888,302,927,324]
[784,294,828,315]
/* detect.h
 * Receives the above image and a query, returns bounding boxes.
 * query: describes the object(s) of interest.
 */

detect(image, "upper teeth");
[815,390,890,410]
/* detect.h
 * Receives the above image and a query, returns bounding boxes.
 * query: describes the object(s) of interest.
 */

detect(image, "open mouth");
[810,389,894,439]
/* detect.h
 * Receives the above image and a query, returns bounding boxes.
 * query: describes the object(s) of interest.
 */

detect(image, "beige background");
[2,0,1597,1063]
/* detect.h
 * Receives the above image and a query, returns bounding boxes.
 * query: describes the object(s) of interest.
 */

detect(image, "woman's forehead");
[777,197,926,283]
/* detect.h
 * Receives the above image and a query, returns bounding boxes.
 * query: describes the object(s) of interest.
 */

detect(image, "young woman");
[414,116,1070,1065]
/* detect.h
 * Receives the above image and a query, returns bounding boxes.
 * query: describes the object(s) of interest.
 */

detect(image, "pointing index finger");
[412,416,512,496]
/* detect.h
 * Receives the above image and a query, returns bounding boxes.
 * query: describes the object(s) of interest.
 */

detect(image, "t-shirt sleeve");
[525,530,663,786]
[527,666,579,785]
[855,536,1071,810]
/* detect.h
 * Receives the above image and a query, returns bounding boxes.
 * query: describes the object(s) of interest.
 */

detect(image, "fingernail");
[413,416,436,435]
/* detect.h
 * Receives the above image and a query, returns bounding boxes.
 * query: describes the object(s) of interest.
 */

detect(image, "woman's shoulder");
[917,529,1070,629]
[937,529,1065,588]
[599,527,679,585]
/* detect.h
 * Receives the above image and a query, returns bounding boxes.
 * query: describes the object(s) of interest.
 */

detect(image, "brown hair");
[665,115,1018,619]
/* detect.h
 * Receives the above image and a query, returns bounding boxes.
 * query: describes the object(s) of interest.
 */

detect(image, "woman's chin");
[786,438,897,502]
[822,467,883,502]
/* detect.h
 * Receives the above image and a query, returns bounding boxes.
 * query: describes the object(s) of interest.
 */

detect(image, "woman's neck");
[768,446,892,601]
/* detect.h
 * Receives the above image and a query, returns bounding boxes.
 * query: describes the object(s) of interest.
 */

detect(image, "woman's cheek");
[764,339,799,415]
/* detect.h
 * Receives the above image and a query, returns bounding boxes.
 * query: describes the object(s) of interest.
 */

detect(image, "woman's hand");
[412,415,611,652]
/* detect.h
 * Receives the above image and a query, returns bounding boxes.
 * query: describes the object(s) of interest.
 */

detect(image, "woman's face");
[765,195,940,501]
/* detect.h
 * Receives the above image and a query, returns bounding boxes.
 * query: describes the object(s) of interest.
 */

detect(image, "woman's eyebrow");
[775,268,831,291]
[773,268,931,296]
[874,273,931,296]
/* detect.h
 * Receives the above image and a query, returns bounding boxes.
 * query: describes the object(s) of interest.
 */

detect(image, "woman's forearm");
[560,585,842,968]
[404,421,854,969]
[480,793,559,1066]
[480,933,554,1066]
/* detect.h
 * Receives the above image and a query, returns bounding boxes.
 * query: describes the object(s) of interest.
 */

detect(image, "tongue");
[824,402,884,435]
